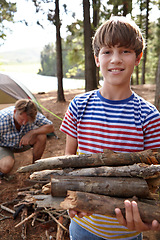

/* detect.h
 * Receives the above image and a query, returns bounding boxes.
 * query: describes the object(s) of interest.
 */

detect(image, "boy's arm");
[115,200,160,231]
[65,134,78,155]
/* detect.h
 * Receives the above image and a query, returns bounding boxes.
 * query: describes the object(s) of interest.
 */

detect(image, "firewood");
[34,195,64,209]
[30,169,65,180]
[67,163,160,178]
[15,212,37,228]
[29,164,160,180]
[51,176,150,198]
[21,207,27,240]
[1,204,15,214]
[42,182,51,194]
[56,216,64,240]
[17,149,160,173]
[60,190,160,224]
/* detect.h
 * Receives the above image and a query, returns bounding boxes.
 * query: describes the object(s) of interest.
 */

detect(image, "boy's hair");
[15,99,37,122]
[92,16,145,57]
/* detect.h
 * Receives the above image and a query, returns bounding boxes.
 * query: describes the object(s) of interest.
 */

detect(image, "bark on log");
[29,164,160,180]
[60,191,160,224]
[67,163,160,179]
[34,195,64,209]
[51,176,150,198]
[17,149,160,173]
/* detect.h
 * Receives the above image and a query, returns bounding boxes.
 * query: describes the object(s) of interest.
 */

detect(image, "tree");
[0,1,16,43]
[141,0,150,84]
[54,0,65,102]
[155,54,160,111]
[32,0,65,102]
[83,0,97,91]
[38,43,57,76]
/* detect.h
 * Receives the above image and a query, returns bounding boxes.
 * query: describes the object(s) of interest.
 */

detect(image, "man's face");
[14,110,31,126]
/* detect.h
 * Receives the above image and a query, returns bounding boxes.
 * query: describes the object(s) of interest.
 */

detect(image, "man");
[0,99,54,176]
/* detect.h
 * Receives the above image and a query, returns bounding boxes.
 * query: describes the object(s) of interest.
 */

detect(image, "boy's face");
[95,45,141,88]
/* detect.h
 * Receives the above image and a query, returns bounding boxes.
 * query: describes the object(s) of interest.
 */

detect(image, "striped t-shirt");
[60,89,160,240]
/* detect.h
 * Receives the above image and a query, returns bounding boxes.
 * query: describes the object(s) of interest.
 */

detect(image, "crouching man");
[0,99,54,176]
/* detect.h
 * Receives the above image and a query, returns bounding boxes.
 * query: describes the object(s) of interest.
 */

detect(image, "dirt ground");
[0,85,160,240]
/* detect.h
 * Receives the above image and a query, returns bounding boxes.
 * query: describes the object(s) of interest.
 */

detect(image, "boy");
[60,16,160,240]
[0,99,54,175]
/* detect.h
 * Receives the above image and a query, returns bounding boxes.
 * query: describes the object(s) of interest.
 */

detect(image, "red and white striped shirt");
[60,89,160,240]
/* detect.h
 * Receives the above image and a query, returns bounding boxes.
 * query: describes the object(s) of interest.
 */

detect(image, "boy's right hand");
[69,209,92,218]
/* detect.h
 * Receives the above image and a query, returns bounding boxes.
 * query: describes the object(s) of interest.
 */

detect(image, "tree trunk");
[60,191,160,224]
[141,0,149,84]
[83,0,97,91]
[155,54,160,111]
[51,176,150,198]
[55,0,65,102]
[92,0,100,86]
[17,149,160,173]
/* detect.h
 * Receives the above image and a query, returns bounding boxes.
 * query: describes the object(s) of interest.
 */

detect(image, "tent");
[0,73,42,112]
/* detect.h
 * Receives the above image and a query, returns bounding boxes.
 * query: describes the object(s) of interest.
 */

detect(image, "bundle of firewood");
[17,149,160,224]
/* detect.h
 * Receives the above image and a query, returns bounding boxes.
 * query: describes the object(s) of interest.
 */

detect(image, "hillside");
[0,47,41,64]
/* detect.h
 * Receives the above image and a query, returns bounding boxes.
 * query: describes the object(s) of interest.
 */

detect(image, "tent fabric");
[0,73,42,112]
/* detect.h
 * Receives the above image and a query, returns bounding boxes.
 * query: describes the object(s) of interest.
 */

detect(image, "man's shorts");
[0,145,32,160]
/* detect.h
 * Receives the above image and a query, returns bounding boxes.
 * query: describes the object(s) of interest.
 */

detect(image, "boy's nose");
[110,53,122,64]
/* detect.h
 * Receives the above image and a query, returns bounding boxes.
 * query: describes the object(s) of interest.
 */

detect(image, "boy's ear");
[94,55,100,67]
[135,52,143,66]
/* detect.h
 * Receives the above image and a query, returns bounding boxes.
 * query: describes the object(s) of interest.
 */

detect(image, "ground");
[0,85,160,240]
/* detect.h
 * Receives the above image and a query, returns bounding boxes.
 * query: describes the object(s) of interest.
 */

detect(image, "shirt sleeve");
[60,99,78,139]
[34,112,53,127]
[143,107,160,149]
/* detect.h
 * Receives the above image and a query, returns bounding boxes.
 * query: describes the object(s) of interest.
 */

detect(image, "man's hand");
[19,131,35,146]
[115,200,160,232]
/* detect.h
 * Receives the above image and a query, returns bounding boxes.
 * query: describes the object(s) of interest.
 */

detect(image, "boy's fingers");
[69,210,77,218]
[124,200,135,230]
[151,220,160,231]
[115,208,126,226]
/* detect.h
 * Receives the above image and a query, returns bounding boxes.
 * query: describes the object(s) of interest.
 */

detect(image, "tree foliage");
[0,0,16,42]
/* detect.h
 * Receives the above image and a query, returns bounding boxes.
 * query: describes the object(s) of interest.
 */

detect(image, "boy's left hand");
[115,200,160,231]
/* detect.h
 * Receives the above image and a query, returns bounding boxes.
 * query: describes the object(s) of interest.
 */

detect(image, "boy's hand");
[69,209,91,218]
[115,200,160,231]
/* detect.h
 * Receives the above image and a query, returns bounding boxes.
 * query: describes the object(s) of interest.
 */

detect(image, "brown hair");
[92,16,145,57]
[15,99,37,122]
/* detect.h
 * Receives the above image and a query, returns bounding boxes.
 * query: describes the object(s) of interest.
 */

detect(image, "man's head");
[92,16,145,57]
[14,99,37,125]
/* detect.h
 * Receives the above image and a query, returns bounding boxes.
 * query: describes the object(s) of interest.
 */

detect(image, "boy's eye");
[123,50,131,53]
[104,51,110,54]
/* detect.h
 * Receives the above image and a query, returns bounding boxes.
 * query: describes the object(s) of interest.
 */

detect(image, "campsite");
[0,82,160,240]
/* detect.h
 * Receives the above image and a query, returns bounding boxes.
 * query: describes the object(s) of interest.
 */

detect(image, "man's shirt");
[0,106,52,149]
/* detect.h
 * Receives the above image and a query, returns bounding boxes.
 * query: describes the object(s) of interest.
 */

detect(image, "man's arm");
[19,124,54,146]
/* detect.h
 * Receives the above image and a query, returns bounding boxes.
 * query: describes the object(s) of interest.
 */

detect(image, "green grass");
[0,62,41,74]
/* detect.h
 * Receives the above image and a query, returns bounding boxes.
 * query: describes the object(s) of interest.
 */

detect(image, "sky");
[0,0,82,52]
[0,0,159,53]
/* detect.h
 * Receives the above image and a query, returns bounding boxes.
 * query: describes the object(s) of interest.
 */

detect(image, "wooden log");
[34,195,64,209]
[51,176,150,198]
[17,149,160,173]
[60,191,160,224]
[30,169,65,180]
[29,164,160,181]
[67,163,160,179]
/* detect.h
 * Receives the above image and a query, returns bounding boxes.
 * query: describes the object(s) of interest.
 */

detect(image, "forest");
[0,0,160,104]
